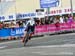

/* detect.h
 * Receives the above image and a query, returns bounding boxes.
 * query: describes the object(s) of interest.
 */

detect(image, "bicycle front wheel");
[24,34,29,46]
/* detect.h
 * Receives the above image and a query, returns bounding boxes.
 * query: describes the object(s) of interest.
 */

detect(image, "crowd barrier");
[0,27,25,40]
[34,22,75,35]
[0,22,75,40]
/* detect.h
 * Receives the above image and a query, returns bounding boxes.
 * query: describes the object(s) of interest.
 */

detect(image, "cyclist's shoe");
[29,36,31,40]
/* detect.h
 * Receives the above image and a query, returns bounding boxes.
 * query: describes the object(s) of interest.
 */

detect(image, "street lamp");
[70,0,73,16]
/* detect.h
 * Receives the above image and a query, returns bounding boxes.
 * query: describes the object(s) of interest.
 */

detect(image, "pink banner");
[71,22,75,29]
[60,23,71,31]
[47,24,56,32]
[34,22,75,35]
[34,25,48,35]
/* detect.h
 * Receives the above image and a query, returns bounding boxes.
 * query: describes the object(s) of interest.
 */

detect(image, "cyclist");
[22,18,35,43]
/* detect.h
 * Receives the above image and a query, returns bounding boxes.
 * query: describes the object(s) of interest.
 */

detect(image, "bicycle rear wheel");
[24,34,29,46]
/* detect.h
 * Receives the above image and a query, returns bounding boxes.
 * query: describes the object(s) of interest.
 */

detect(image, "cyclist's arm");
[25,21,29,30]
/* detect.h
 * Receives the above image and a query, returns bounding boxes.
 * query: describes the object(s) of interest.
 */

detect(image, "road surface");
[0,33,75,56]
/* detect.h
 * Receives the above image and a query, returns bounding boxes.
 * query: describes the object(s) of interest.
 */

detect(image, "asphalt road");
[0,33,75,56]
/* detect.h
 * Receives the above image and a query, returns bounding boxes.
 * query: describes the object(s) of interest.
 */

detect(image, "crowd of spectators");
[0,20,27,29]
[0,14,75,29]
[0,21,18,29]
[35,14,75,26]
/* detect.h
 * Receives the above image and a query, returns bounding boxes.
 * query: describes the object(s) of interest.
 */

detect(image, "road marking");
[0,46,7,49]
[32,51,73,55]
[32,52,48,55]
[58,52,73,55]
[30,44,75,48]
[0,40,19,45]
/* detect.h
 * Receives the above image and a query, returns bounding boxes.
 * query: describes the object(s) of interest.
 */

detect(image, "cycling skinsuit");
[25,19,35,33]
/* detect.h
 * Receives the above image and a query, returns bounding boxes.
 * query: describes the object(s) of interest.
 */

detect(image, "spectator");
[35,18,41,26]
[0,22,3,29]
[55,19,60,27]
[4,24,9,28]
[64,17,68,23]
[49,17,54,24]
[15,22,19,28]
[17,20,23,27]
[59,16,64,23]
[9,21,16,28]
[45,17,49,24]
[40,18,45,25]
[54,17,60,31]
[73,16,75,21]
[67,15,73,23]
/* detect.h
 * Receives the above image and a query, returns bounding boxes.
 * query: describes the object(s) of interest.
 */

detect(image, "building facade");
[0,0,75,21]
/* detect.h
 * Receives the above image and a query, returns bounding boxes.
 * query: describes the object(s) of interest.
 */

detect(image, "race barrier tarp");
[34,22,75,35]
[0,27,25,38]
[0,22,75,39]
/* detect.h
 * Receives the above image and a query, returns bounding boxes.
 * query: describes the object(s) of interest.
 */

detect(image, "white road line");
[58,52,73,55]
[0,46,7,49]
[32,51,73,55]
[30,44,75,48]
[0,40,19,45]
[32,52,48,55]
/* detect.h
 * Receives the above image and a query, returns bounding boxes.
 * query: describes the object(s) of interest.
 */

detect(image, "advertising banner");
[35,25,48,35]
[0,27,25,37]
[0,22,75,38]
[40,0,59,8]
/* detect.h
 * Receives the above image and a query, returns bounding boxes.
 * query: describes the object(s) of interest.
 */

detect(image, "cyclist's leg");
[24,26,30,41]
[22,26,29,43]
[22,31,27,43]
[25,32,29,43]
[29,26,35,40]
[23,29,30,45]
[23,31,27,41]
[23,32,29,46]
[29,33,32,40]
